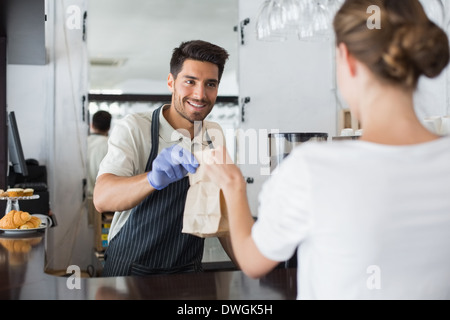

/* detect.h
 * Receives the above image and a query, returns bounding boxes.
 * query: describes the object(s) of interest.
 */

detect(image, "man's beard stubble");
[173,91,214,124]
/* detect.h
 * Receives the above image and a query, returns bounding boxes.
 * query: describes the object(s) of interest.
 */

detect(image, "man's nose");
[192,84,206,100]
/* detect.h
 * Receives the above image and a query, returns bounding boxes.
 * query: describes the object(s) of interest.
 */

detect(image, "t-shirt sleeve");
[97,115,147,178]
[90,138,108,178]
[252,148,313,262]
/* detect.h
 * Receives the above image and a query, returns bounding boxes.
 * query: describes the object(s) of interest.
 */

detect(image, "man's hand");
[147,144,199,190]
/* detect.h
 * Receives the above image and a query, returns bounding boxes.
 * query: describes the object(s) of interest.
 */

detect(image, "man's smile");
[186,99,208,109]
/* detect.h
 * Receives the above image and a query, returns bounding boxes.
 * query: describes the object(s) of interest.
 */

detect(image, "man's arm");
[94,144,199,213]
[93,173,156,213]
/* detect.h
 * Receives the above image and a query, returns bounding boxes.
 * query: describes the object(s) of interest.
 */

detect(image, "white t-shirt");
[87,134,109,196]
[252,136,450,300]
[97,105,225,241]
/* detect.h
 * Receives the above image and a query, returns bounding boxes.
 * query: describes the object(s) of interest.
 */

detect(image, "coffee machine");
[269,132,328,172]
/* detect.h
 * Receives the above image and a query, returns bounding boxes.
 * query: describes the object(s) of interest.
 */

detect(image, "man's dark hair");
[92,110,112,132]
[170,40,229,82]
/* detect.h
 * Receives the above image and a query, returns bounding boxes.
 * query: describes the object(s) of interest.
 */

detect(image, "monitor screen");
[7,111,28,176]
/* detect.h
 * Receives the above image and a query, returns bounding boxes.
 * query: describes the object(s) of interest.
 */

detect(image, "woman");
[204,0,450,299]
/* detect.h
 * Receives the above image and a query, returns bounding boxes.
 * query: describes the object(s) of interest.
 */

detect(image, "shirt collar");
[159,104,184,143]
[158,104,210,149]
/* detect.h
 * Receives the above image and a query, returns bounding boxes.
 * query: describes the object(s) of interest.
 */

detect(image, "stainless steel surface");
[0,229,297,300]
[269,132,328,172]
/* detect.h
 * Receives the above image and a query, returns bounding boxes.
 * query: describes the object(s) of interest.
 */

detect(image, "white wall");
[237,0,338,216]
[237,0,450,217]
[7,64,51,163]
[415,67,449,120]
[7,0,91,272]
[49,0,90,271]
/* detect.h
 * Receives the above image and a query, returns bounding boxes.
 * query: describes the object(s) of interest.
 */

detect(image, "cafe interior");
[0,0,449,300]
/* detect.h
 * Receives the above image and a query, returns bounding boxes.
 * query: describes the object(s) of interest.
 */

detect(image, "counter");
[0,229,297,300]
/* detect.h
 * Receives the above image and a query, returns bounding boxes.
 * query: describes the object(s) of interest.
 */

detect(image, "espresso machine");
[269,132,328,172]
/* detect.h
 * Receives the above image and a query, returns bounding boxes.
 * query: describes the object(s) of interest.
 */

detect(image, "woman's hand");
[202,146,279,278]
[202,146,245,195]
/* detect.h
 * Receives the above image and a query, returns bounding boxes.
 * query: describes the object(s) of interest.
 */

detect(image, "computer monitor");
[7,111,28,176]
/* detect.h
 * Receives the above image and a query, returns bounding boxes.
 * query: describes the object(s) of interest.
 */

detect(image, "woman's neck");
[357,83,439,145]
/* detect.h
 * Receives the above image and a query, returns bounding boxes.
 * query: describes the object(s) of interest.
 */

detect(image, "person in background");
[87,110,112,196]
[203,0,450,299]
[94,40,236,277]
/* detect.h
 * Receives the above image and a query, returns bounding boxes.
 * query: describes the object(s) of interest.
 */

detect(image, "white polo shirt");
[97,105,225,241]
[87,134,109,196]
[253,136,450,299]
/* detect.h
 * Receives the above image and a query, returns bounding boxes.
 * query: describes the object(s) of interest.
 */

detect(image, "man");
[87,110,112,196]
[94,40,234,276]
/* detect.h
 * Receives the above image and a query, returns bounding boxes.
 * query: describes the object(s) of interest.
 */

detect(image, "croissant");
[0,210,31,229]
[19,216,41,229]
[0,238,32,253]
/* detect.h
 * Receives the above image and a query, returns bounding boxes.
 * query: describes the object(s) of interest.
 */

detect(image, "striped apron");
[102,106,204,277]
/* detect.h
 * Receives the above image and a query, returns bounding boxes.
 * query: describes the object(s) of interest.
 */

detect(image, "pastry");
[0,210,32,229]
[0,238,32,253]
[0,189,7,197]
[6,188,24,197]
[23,188,34,196]
[19,216,41,229]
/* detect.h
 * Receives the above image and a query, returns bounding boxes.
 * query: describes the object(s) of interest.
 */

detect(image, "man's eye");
[207,83,217,88]
[186,80,194,85]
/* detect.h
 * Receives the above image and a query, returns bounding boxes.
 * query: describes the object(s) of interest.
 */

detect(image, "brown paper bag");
[182,153,229,238]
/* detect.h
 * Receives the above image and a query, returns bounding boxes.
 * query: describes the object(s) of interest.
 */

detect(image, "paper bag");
[182,154,229,238]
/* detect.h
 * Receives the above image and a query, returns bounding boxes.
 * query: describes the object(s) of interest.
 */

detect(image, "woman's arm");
[204,147,279,278]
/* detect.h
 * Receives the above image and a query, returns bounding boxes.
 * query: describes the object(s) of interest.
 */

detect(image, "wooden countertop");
[0,229,297,300]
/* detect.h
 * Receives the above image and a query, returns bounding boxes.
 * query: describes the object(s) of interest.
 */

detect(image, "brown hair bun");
[334,0,450,90]
[383,21,449,87]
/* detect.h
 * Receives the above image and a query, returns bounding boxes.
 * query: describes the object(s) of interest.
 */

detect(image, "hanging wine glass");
[312,0,345,39]
[279,0,301,34]
[323,0,345,23]
[297,0,316,39]
[256,0,271,40]
[313,0,331,34]
[256,0,287,41]
[255,0,346,42]
[298,0,330,41]
[268,0,288,36]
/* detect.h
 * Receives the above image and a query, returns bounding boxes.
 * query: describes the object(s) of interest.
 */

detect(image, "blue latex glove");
[147,144,199,190]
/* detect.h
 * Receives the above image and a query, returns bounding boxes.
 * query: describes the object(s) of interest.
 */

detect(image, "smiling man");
[93,40,234,277]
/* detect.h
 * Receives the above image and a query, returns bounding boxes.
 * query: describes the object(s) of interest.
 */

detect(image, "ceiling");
[87,0,239,95]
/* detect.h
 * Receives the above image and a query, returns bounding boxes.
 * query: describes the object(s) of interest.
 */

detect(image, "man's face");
[168,59,219,123]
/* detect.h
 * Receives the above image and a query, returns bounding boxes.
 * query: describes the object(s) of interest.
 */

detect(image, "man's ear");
[338,43,357,77]
[167,73,174,93]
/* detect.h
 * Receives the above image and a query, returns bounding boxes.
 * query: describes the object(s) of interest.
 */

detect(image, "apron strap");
[145,106,163,171]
